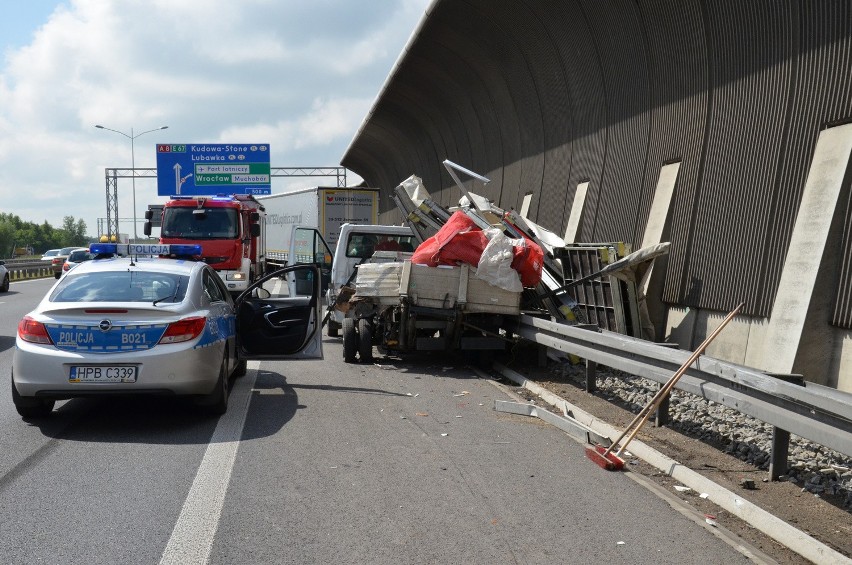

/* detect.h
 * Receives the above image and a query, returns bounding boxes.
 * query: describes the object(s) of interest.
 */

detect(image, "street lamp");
[95,124,169,241]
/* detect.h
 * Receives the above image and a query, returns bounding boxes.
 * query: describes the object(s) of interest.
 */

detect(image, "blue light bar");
[89,243,203,256]
[90,243,117,254]
[167,244,203,256]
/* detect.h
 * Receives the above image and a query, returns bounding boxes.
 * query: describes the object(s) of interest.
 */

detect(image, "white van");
[325,223,416,336]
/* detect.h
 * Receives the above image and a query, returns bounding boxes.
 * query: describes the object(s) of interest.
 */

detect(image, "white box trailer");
[258,187,380,268]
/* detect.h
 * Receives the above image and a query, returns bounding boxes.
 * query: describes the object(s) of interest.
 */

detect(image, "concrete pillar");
[639,162,680,341]
[563,181,589,244]
[762,123,852,377]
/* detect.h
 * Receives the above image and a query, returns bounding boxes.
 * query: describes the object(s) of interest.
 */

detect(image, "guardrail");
[4,260,54,281]
[511,313,852,477]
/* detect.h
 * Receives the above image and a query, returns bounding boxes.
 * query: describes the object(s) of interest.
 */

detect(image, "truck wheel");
[357,318,373,363]
[327,319,340,338]
[342,318,357,363]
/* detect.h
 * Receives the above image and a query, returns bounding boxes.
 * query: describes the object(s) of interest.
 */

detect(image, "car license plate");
[69,365,138,383]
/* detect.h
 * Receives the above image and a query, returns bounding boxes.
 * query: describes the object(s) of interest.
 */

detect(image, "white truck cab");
[326,223,416,336]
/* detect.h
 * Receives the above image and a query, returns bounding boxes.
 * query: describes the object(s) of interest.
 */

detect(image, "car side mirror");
[253,287,271,299]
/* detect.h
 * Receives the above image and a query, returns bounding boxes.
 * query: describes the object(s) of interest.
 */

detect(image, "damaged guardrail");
[509,313,852,477]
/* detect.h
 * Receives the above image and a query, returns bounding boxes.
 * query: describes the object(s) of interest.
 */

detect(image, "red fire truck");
[144,195,266,294]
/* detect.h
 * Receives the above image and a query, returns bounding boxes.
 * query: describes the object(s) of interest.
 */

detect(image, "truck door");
[234,264,323,360]
[287,226,333,296]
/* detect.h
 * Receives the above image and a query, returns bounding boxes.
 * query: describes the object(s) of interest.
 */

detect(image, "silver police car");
[12,244,323,418]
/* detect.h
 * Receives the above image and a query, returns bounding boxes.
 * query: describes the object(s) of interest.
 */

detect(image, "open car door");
[286,226,333,296]
[234,264,323,360]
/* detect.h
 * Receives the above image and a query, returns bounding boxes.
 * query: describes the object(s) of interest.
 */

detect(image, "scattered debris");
[416,412,429,417]
[740,478,756,490]
[674,485,692,493]
[700,493,710,499]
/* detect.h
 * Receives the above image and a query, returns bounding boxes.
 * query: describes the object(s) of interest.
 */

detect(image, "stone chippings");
[550,363,852,511]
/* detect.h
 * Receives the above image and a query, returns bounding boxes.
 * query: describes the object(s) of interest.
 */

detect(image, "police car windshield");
[161,208,238,240]
[50,271,190,303]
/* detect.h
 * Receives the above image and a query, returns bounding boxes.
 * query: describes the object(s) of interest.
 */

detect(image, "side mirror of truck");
[143,222,152,236]
[250,224,261,237]
[250,212,260,222]
[144,210,153,220]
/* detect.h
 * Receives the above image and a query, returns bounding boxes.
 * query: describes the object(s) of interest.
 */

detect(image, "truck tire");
[342,318,357,363]
[357,318,373,363]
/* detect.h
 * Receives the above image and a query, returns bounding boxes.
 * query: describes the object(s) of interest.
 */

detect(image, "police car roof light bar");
[90,243,203,258]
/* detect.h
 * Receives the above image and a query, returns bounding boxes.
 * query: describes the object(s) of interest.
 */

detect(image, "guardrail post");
[653,343,680,427]
[655,384,671,427]
[585,360,597,393]
[767,373,805,480]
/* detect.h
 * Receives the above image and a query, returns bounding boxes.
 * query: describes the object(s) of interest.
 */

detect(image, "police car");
[12,243,323,419]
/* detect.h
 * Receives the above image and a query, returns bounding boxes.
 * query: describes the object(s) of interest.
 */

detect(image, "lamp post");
[95,124,168,241]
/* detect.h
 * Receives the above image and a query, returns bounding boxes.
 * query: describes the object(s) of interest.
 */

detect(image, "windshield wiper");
[153,279,181,306]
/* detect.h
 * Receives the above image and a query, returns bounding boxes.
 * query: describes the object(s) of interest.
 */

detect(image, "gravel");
[550,362,852,511]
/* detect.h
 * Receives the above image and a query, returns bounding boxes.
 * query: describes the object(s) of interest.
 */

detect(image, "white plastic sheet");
[475,228,523,292]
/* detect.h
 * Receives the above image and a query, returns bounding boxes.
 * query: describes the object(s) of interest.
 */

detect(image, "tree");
[0,218,14,258]
[0,213,90,255]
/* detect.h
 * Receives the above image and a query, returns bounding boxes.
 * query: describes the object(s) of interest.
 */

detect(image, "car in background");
[12,243,324,419]
[51,246,85,279]
[62,248,95,273]
[0,260,8,292]
[41,249,61,261]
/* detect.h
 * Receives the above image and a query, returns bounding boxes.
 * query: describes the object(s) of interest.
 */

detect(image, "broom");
[585,302,745,471]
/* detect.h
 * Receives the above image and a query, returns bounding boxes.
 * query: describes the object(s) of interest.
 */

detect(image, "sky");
[0,0,430,240]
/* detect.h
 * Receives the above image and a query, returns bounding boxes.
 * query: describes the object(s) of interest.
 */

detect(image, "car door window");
[203,270,226,303]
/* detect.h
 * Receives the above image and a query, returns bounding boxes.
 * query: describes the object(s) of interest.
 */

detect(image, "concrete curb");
[491,362,851,565]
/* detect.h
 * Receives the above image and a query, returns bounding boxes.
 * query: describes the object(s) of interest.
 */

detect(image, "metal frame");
[101,166,348,238]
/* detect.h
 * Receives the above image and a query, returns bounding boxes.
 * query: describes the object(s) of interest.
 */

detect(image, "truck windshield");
[161,208,239,240]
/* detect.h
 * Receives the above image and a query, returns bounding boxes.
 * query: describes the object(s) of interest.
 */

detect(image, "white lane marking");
[159,361,260,565]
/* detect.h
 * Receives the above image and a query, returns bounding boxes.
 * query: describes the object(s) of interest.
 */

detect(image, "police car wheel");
[198,353,229,415]
[233,358,247,377]
[342,318,357,363]
[11,373,54,419]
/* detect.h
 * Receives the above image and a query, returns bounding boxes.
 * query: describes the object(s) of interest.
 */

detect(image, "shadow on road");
[0,335,15,354]
[21,366,413,445]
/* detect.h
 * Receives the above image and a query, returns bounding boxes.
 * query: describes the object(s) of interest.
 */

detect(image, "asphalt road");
[0,277,756,564]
